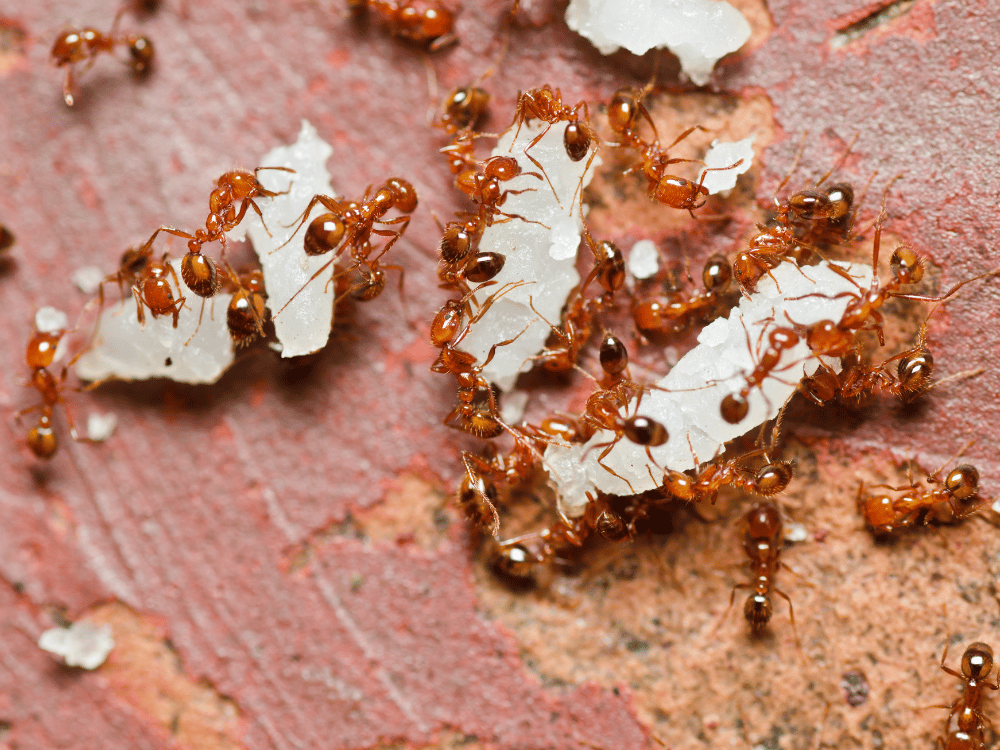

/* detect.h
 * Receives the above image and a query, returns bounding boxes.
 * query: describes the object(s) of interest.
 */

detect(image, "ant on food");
[96,245,186,328]
[720,321,802,424]
[632,253,735,341]
[51,8,153,106]
[223,268,268,348]
[856,442,984,535]
[138,167,294,302]
[930,640,1000,750]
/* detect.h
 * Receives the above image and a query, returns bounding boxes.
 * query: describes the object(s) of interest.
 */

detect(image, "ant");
[139,167,295,300]
[721,500,796,634]
[930,641,1000,750]
[96,246,187,328]
[16,324,92,459]
[720,321,801,425]
[349,0,455,49]
[857,444,983,535]
[51,9,153,106]
[733,136,862,296]
[632,253,734,340]
[606,87,740,216]
[439,87,490,134]
[458,433,543,537]
[273,176,417,314]
[527,292,594,374]
[0,223,14,253]
[223,268,268,348]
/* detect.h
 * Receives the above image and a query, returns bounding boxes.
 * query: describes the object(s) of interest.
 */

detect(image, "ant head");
[962,642,994,681]
[596,509,629,541]
[788,188,834,220]
[26,331,64,370]
[744,594,773,628]
[945,464,979,501]
[443,87,489,131]
[756,463,793,497]
[746,502,781,537]
[823,183,854,219]
[720,392,750,425]
[889,246,924,285]
[702,254,732,292]
[126,35,154,73]
[608,88,642,135]
[489,543,537,588]
[50,30,85,65]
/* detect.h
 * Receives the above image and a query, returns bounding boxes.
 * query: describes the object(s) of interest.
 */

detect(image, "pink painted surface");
[0,0,997,747]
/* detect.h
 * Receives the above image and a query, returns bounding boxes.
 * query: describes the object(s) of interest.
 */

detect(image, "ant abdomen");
[304,213,346,256]
[180,252,218,298]
[28,414,58,459]
[945,465,979,502]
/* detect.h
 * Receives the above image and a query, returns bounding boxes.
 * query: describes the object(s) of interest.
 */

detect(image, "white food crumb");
[699,137,755,194]
[72,266,105,295]
[35,306,68,333]
[235,120,338,359]
[456,120,601,392]
[547,260,874,514]
[785,522,808,543]
[628,239,659,280]
[38,621,114,670]
[86,412,118,441]
[565,0,752,85]
[75,258,235,385]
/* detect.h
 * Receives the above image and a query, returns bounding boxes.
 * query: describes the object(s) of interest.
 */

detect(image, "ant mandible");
[51,8,153,106]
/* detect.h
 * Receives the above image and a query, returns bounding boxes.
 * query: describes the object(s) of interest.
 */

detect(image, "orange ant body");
[720,324,801,424]
[139,167,294,300]
[632,253,734,340]
[98,247,186,328]
[17,327,89,459]
[607,87,740,216]
[350,0,455,48]
[223,269,268,347]
[51,10,153,106]
[930,641,1000,750]
[857,449,983,535]
[727,501,794,631]
[458,436,542,536]
[659,454,793,506]
[439,87,490,134]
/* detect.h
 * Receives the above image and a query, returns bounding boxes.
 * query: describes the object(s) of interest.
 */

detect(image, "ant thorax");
[76,257,236,384]
[452,119,600,392]
[546,258,874,516]
[233,121,338,358]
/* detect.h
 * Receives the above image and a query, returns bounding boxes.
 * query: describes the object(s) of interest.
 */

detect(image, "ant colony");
[17,4,1000,746]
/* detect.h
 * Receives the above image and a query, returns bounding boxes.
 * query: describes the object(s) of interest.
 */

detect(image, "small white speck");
[785,522,808,543]
[87,412,118,442]
[35,306,68,334]
[628,240,660,280]
[38,621,114,669]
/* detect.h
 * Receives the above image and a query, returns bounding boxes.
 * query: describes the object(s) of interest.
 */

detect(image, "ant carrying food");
[51,9,153,106]
[930,640,1000,750]
[857,443,984,535]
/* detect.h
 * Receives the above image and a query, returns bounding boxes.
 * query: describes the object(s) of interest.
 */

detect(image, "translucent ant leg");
[461,452,501,538]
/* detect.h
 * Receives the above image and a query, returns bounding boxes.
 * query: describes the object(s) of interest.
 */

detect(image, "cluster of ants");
[20,5,999,743]
[425,80,996,658]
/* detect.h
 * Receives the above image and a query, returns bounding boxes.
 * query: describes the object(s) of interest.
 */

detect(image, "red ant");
[527,293,594,374]
[223,268,268,348]
[930,641,1000,750]
[16,324,92,459]
[51,9,153,106]
[720,322,802,424]
[97,246,186,328]
[138,167,294,302]
[632,253,734,340]
[349,0,455,48]
[273,176,416,314]
[718,501,796,635]
[857,444,983,535]
[439,87,490,134]
[458,433,543,537]
[733,136,861,296]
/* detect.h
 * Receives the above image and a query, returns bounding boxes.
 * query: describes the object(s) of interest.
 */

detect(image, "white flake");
[699,137,755,194]
[38,621,114,670]
[628,240,659,280]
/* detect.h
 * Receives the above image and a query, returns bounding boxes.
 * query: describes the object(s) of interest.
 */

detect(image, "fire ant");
[632,253,734,340]
[720,322,802,424]
[857,444,983,535]
[96,246,187,328]
[930,641,1000,750]
[16,323,92,459]
[223,268,268,348]
[719,501,796,635]
[439,87,490,134]
[349,0,455,48]
[458,434,543,536]
[50,9,154,106]
[139,167,294,301]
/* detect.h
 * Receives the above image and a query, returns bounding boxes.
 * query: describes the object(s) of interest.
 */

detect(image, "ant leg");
[139,226,197,257]
[522,123,560,205]
[62,66,77,106]
[273,257,338,317]
[710,583,750,637]
[461,452,501,537]
[938,641,963,680]
[590,441,636,494]
[254,165,296,196]
[131,285,147,327]
[666,125,707,151]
